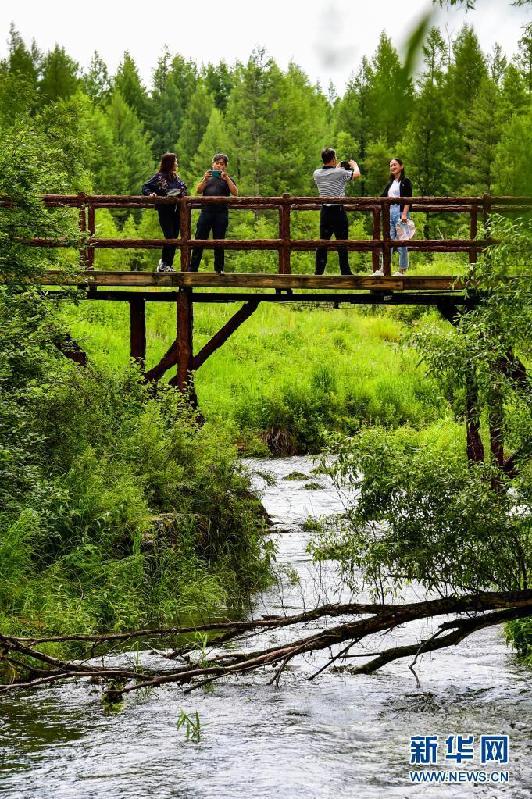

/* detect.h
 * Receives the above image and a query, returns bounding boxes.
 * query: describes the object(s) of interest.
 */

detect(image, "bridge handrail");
[4,193,531,276]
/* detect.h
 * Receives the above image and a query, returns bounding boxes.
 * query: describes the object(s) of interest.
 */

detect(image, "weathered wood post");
[372,206,381,273]
[180,196,191,272]
[78,193,87,270]
[129,297,146,368]
[382,199,391,276]
[469,203,478,266]
[87,202,96,270]
[279,193,291,274]
[171,288,195,398]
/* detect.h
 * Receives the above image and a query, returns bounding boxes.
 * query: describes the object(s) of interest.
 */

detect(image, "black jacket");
[142,172,187,197]
[381,176,412,211]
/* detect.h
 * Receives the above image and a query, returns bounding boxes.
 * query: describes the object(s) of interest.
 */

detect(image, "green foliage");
[309,225,532,660]
[176,709,202,742]
[0,123,271,644]
[114,51,149,123]
[38,45,80,104]
[310,424,530,594]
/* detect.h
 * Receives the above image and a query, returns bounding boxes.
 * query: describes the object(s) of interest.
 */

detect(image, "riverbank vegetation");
[0,126,271,664]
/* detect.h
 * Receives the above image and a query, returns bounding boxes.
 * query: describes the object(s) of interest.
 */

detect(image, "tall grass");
[62,299,450,454]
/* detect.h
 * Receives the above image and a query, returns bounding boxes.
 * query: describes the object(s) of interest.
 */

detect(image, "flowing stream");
[1,456,530,798]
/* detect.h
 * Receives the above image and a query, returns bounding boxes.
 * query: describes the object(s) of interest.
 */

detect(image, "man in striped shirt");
[313,147,361,275]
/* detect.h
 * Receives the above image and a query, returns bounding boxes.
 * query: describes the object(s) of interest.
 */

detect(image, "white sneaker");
[156,260,175,273]
[373,268,384,276]
[393,270,406,276]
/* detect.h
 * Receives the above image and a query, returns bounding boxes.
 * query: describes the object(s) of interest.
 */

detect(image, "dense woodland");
[1,21,531,199]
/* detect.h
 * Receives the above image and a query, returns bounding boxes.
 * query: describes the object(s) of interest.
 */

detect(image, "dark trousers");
[315,205,352,275]
[190,208,229,273]
[158,207,180,267]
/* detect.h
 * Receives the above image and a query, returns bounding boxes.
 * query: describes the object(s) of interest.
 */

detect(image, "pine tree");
[202,61,234,111]
[366,33,413,146]
[225,52,329,196]
[445,25,488,189]
[462,77,503,193]
[0,26,39,116]
[176,82,215,184]
[148,50,197,158]
[82,51,112,105]
[493,103,532,195]
[499,63,528,116]
[39,45,80,104]
[405,28,451,196]
[114,52,149,123]
[104,89,154,194]
[190,107,232,184]
[516,22,532,93]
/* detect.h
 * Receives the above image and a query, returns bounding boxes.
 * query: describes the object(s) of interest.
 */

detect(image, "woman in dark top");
[142,152,187,273]
[190,153,238,274]
[378,157,413,276]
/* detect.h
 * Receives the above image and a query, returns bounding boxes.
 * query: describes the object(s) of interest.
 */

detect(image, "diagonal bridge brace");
[145,299,260,383]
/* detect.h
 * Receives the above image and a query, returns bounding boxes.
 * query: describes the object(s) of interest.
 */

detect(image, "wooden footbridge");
[14,192,531,391]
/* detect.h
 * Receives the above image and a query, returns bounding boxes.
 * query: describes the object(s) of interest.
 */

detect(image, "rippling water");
[1,456,530,798]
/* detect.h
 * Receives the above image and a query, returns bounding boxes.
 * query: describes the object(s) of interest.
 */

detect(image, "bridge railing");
[6,193,532,277]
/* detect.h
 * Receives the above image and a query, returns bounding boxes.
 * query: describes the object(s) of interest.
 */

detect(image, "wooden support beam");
[129,297,146,367]
[145,299,260,381]
[192,300,260,371]
[145,339,178,382]
[44,289,473,306]
[170,289,194,393]
[54,334,87,366]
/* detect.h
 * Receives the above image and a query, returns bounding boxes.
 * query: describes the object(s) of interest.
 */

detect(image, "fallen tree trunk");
[1,590,530,700]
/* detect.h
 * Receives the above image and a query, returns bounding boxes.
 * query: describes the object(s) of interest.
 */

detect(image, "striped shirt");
[313,166,353,198]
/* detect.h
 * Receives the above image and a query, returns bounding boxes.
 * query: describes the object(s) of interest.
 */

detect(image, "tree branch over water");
[1,591,530,699]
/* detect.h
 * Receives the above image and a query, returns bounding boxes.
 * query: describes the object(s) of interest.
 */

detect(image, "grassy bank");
[63,298,451,453]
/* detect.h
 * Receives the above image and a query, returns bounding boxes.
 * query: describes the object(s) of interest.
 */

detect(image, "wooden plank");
[37,270,468,290]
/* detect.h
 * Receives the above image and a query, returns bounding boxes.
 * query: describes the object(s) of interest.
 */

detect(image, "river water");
[1,456,530,798]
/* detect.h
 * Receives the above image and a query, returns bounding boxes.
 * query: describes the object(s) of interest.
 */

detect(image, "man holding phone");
[313,147,361,276]
[190,153,238,274]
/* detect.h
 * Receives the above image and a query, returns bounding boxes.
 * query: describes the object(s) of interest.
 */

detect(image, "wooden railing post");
[180,197,191,272]
[469,204,478,265]
[78,194,87,270]
[87,202,96,270]
[372,206,381,273]
[129,297,146,368]
[382,199,391,275]
[279,194,291,274]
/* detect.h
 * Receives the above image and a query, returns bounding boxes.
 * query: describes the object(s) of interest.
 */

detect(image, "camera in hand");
[340,160,351,170]
[211,170,222,178]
